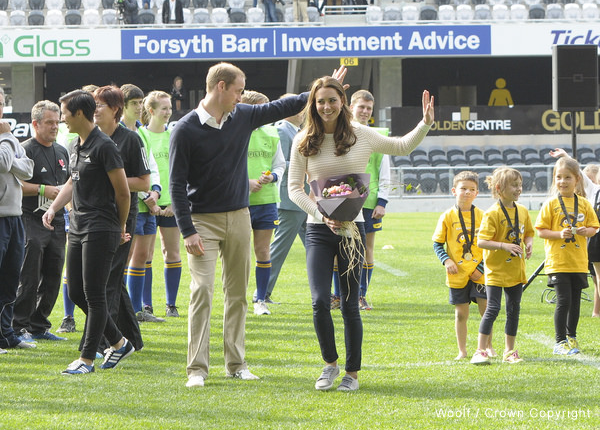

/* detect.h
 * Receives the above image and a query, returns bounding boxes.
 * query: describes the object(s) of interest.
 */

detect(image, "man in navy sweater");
[170,62,346,388]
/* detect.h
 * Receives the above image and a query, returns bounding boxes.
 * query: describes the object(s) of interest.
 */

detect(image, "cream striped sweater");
[288,121,430,224]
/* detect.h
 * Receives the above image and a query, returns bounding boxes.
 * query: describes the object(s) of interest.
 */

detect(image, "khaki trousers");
[186,208,251,378]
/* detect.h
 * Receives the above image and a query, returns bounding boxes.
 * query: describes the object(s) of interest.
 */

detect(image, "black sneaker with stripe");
[100,338,135,369]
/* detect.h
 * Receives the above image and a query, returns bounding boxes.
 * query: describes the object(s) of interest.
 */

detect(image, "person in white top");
[288,76,434,391]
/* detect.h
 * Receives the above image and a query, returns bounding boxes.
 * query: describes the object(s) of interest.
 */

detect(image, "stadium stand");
[419,4,437,20]
[102,7,117,23]
[437,4,455,20]
[10,9,26,25]
[83,8,101,24]
[246,6,264,22]
[64,8,82,24]
[9,0,26,10]
[456,3,474,20]
[65,0,81,9]
[401,3,418,20]
[510,3,528,19]
[365,5,382,22]
[29,0,44,9]
[137,9,155,23]
[46,8,63,24]
[210,6,228,22]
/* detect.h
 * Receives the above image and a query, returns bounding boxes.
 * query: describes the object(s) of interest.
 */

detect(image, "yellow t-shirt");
[535,195,600,274]
[432,206,484,289]
[479,202,534,287]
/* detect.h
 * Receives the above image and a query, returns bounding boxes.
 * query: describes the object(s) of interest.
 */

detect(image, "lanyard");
[456,204,475,260]
[558,194,578,243]
[499,200,520,245]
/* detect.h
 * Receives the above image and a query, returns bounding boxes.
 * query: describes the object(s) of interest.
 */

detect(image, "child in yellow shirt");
[471,167,534,365]
[433,171,493,360]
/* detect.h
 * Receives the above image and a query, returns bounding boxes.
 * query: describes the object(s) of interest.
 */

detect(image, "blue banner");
[121,25,491,60]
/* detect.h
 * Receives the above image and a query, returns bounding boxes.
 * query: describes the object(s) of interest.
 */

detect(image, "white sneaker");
[315,365,340,390]
[253,300,271,315]
[470,349,491,365]
[227,369,260,380]
[337,375,359,392]
[0,347,7,354]
[186,375,205,387]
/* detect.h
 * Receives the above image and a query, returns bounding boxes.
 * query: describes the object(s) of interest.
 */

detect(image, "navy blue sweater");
[169,93,308,238]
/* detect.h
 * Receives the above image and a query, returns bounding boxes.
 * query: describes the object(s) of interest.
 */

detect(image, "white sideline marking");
[375,261,408,277]
[523,333,600,370]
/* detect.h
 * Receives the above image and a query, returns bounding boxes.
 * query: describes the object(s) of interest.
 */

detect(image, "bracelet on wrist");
[39,184,46,197]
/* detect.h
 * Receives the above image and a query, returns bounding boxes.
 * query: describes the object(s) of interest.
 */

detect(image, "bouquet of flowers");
[310,173,370,223]
[310,173,370,283]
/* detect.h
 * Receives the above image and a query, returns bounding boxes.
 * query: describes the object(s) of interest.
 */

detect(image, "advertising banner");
[391,106,600,136]
[0,29,121,62]
[120,25,491,60]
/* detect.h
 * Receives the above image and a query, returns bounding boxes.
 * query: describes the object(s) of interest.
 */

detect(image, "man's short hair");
[453,170,479,188]
[121,84,144,104]
[241,90,268,105]
[31,100,60,123]
[59,90,96,122]
[206,62,245,92]
[350,90,375,106]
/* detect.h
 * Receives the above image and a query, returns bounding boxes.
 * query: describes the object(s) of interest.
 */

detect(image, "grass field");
[1,212,600,430]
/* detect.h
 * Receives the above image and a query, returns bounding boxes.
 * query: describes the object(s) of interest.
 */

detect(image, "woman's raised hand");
[331,65,349,91]
[422,90,435,126]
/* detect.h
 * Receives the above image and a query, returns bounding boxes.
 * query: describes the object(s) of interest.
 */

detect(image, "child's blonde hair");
[551,157,586,198]
[453,170,479,188]
[485,167,522,199]
[141,90,170,126]
[583,164,599,185]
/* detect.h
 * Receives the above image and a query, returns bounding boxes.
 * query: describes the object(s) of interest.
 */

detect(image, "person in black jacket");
[162,0,184,24]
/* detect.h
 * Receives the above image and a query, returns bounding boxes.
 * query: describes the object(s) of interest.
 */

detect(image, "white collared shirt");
[169,0,177,20]
[195,101,231,130]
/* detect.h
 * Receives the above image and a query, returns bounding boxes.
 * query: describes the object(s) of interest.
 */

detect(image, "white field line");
[523,332,600,370]
[375,260,408,277]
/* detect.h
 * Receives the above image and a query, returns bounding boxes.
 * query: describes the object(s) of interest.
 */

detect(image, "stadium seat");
[520,147,537,158]
[0,0,6,9]
[521,171,533,192]
[484,148,501,158]
[180,0,189,6]
[563,2,581,18]
[437,4,455,20]
[210,7,228,23]
[83,8,101,24]
[9,9,26,25]
[192,8,209,22]
[510,3,527,19]
[28,9,44,24]
[430,154,449,166]
[412,154,430,167]
[580,152,597,165]
[365,5,383,23]
[182,7,192,23]
[474,4,491,19]
[46,0,62,8]
[446,146,464,158]
[192,0,207,7]
[307,5,320,22]
[229,9,246,22]
[491,3,509,19]
[464,147,482,158]
[246,6,264,23]
[9,0,26,9]
[284,5,293,22]
[65,0,81,9]
[29,0,44,9]
[228,0,243,8]
[210,0,225,7]
[410,148,428,159]
[582,2,599,19]
[382,5,401,21]
[455,4,474,20]
[418,172,438,193]
[64,9,82,24]
[503,146,520,157]
[137,9,155,23]
[476,171,491,192]
[467,154,485,166]
[401,4,418,21]
[428,146,445,158]
[82,0,100,9]
[438,172,451,193]
[487,153,504,165]
[419,4,438,20]
[534,170,549,192]
[523,152,542,165]
[102,0,114,8]
[402,172,419,194]
[545,2,563,17]
[391,155,411,168]
[102,8,117,23]
[528,3,545,18]
[505,153,523,165]
[0,10,7,25]
[46,8,63,25]
[449,154,467,166]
